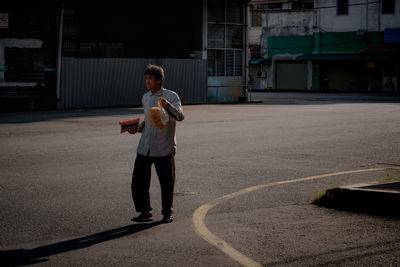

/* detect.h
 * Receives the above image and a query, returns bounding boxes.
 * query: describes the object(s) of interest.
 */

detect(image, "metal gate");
[60,58,207,109]
[276,61,308,90]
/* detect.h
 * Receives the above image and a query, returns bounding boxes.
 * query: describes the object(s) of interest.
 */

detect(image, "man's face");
[145,74,161,92]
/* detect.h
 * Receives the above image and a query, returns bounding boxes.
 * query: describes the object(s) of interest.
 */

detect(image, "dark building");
[0,1,59,110]
[0,0,248,111]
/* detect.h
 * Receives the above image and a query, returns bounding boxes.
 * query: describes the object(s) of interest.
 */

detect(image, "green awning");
[297,52,400,61]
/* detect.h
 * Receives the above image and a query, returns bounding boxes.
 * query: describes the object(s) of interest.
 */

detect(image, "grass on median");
[381,172,400,182]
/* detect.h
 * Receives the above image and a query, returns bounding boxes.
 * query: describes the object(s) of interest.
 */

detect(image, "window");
[382,0,395,14]
[226,25,243,48]
[268,3,282,10]
[4,48,46,82]
[208,0,225,22]
[337,0,348,15]
[227,0,243,24]
[292,1,314,10]
[251,5,262,27]
[208,50,243,76]
[208,24,224,48]
[207,0,244,77]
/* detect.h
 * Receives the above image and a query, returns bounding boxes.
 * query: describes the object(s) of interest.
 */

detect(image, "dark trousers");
[131,153,175,216]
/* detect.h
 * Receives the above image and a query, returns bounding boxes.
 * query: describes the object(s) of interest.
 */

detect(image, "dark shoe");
[131,211,153,222]
[161,214,173,223]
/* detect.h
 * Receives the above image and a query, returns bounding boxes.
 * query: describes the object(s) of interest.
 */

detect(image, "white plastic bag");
[160,106,169,126]
[148,99,169,130]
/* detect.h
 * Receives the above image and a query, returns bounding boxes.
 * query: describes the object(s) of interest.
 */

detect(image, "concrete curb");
[313,181,400,218]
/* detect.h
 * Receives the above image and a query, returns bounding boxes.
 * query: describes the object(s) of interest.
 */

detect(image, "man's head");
[144,64,164,92]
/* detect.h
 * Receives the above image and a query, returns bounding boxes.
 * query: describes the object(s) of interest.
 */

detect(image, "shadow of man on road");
[1,222,161,266]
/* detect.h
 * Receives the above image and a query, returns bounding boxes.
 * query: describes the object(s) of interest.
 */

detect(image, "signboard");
[0,13,8,29]
[384,28,400,44]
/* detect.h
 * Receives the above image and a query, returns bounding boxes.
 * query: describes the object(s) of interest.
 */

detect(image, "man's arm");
[159,97,184,121]
[128,121,145,134]
[129,95,147,134]
[137,121,145,132]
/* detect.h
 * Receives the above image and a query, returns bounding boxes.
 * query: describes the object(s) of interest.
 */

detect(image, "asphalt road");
[1,93,400,266]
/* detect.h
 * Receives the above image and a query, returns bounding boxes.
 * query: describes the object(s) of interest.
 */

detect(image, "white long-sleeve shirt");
[137,87,184,157]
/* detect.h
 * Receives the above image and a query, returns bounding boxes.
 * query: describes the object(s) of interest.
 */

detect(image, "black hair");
[144,64,165,85]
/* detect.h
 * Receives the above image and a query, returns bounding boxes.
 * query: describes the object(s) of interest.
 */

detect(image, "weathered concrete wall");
[318,0,372,32]
[317,0,400,32]
[264,11,314,36]
[261,10,314,55]
[381,3,400,30]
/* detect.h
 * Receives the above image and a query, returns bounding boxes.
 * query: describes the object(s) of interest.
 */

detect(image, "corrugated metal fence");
[60,58,207,109]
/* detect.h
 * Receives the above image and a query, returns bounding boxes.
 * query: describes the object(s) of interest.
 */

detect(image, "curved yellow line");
[193,168,383,267]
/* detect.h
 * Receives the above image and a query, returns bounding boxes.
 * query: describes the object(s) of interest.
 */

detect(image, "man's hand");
[159,97,168,108]
[127,126,138,134]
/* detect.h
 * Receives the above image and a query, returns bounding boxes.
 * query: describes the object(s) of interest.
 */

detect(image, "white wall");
[317,0,400,32]
[381,3,400,30]
[264,10,315,36]
[260,10,314,56]
[249,27,262,45]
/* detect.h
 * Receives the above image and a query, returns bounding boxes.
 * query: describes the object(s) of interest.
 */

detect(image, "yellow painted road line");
[193,168,383,267]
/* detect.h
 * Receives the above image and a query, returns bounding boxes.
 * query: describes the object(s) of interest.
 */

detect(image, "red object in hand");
[119,118,140,134]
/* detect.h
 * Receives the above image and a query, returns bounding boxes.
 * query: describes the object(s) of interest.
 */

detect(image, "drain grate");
[174,191,198,196]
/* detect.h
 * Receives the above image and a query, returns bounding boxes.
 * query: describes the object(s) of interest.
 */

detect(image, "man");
[128,64,184,223]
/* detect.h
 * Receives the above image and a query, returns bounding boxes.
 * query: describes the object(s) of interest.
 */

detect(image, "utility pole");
[56,3,64,109]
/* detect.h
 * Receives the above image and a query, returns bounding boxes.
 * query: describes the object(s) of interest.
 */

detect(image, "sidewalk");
[314,181,400,218]
[249,91,400,104]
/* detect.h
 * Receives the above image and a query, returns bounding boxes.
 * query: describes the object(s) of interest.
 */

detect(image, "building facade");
[206,0,248,103]
[0,2,59,110]
[0,0,249,110]
[58,1,208,109]
[248,0,400,92]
